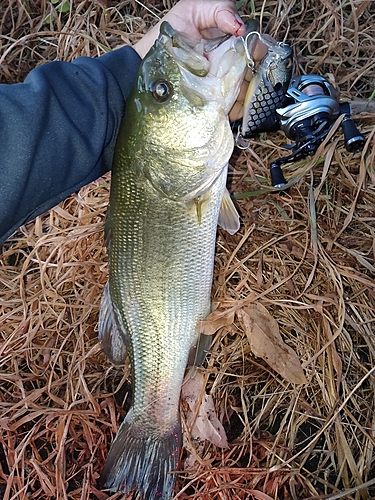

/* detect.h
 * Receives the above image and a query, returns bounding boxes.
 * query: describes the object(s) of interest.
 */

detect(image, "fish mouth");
[159,22,211,77]
[159,21,247,112]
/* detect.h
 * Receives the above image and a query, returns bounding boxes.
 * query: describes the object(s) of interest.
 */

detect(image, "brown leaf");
[195,394,228,448]
[238,304,307,385]
[248,491,274,500]
[182,369,228,448]
[196,308,234,336]
[90,484,111,500]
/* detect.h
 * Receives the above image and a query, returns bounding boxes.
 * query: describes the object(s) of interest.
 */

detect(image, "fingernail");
[234,13,244,25]
[233,13,245,36]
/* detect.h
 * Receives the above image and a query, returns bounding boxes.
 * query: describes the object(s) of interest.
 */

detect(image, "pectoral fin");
[218,188,240,235]
[98,282,127,365]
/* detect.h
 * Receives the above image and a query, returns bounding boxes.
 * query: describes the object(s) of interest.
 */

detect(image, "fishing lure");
[236,30,293,146]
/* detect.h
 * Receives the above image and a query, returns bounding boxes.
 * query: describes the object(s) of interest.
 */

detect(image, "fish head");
[243,32,292,86]
[126,21,247,201]
[260,39,293,89]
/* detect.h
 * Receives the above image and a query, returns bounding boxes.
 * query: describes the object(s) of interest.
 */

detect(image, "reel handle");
[341,115,366,153]
[270,162,287,188]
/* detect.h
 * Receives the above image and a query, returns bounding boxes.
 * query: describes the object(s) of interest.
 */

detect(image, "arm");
[0,47,141,244]
[0,0,254,244]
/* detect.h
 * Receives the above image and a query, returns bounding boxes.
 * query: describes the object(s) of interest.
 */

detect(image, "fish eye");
[151,80,173,102]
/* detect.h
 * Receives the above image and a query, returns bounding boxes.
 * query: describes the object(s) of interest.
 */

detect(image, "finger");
[237,79,250,102]
[215,8,245,36]
[200,27,227,39]
[250,37,269,61]
[244,67,253,83]
[229,80,249,122]
[229,101,243,123]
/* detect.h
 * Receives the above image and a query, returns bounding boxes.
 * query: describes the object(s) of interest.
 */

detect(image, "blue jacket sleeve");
[0,46,141,243]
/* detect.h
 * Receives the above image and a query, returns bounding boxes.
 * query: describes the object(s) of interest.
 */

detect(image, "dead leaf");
[182,369,228,449]
[90,484,111,500]
[196,308,234,336]
[195,394,228,448]
[238,304,307,385]
[248,490,274,500]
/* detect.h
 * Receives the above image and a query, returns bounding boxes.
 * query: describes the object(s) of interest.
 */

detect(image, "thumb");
[215,7,245,36]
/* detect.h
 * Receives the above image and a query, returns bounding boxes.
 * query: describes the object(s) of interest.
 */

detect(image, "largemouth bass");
[98,21,247,500]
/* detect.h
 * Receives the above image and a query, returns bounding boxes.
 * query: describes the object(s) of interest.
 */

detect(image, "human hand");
[133,0,245,59]
[229,40,268,122]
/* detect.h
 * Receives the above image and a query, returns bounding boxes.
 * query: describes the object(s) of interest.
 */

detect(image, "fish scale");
[111,168,224,415]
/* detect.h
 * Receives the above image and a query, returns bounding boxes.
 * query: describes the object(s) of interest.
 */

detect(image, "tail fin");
[100,411,181,500]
